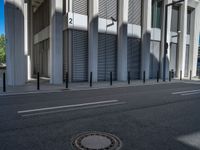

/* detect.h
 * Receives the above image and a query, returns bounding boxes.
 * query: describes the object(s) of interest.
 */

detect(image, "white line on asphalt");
[181,91,200,96]
[172,89,200,95]
[18,100,119,114]
[21,102,126,117]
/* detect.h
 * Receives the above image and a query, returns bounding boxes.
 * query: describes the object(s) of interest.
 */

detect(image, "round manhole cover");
[71,131,122,150]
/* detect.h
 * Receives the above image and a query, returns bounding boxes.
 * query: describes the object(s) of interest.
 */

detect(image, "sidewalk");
[0,78,193,96]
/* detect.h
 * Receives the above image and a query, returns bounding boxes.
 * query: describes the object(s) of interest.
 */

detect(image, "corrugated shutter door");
[106,34,117,80]
[128,0,141,25]
[72,30,88,82]
[127,37,141,80]
[73,0,88,15]
[98,34,106,81]
[150,41,160,79]
[184,45,190,77]
[170,43,177,73]
[98,34,117,81]
[99,0,118,19]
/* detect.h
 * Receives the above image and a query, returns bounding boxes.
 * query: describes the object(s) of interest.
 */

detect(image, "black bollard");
[180,70,182,80]
[143,71,146,84]
[3,72,6,92]
[90,72,93,87]
[157,71,159,83]
[37,72,40,90]
[169,71,171,82]
[128,71,131,85]
[66,72,69,89]
[190,70,192,80]
[110,72,113,86]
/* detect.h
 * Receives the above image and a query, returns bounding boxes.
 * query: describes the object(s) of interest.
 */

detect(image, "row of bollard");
[1,70,198,92]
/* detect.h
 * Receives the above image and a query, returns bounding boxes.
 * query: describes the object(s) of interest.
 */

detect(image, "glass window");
[171,6,180,32]
[152,0,163,28]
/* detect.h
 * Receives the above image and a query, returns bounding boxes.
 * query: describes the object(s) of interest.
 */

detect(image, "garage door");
[150,41,160,79]
[127,37,141,80]
[72,30,88,82]
[98,33,117,81]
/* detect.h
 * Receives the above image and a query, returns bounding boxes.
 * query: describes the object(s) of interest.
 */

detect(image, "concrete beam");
[117,0,128,81]
[141,0,152,79]
[4,0,27,86]
[88,0,98,82]
[50,0,63,84]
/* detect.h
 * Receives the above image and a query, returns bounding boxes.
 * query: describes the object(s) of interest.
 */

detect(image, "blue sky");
[0,0,4,34]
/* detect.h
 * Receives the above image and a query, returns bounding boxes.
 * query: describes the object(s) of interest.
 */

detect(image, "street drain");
[71,131,122,150]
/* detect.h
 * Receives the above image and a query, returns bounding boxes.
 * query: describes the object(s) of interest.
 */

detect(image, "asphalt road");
[1,82,200,150]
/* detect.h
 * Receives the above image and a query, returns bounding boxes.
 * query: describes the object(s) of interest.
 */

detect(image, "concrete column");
[117,0,128,81]
[141,0,152,79]
[50,0,63,84]
[160,0,172,79]
[4,0,27,86]
[88,0,98,82]
[28,0,33,79]
[177,0,188,78]
[188,4,200,77]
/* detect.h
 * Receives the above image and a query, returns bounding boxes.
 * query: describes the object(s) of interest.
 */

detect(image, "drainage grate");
[71,131,122,150]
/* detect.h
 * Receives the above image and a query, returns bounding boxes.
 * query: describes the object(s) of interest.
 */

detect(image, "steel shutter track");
[170,43,178,74]
[98,33,117,81]
[150,41,160,79]
[72,30,88,82]
[73,0,88,15]
[184,45,190,77]
[128,0,141,25]
[127,37,141,80]
[99,0,118,19]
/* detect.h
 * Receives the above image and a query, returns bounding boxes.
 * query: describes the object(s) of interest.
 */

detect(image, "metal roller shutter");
[170,43,178,74]
[127,37,141,80]
[98,33,117,81]
[128,0,141,25]
[150,41,160,79]
[73,0,88,15]
[72,30,88,82]
[184,45,190,77]
[99,0,118,19]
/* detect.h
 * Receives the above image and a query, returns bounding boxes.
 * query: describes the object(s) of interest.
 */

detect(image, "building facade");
[4,0,200,86]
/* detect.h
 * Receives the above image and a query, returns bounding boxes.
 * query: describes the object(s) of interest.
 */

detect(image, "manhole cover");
[71,131,122,150]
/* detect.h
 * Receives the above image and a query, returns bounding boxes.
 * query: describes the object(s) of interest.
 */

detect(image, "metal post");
[90,72,93,87]
[180,70,182,80]
[189,70,192,80]
[66,72,68,89]
[143,71,146,84]
[110,72,112,86]
[157,71,159,83]
[37,72,40,90]
[128,71,130,85]
[169,71,171,82]
[3,72,6,92]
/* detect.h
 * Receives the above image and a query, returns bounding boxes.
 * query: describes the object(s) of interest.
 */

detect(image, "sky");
[0,0,4,35]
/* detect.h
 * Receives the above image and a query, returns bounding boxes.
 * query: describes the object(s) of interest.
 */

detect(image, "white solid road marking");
[18,100,119,114]
[21,102,126,117]
[181,91,200,96]
[172,89,200,95]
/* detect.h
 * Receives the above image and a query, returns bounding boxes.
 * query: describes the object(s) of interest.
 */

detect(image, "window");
[152,0,163,28]
[171,6,180,32]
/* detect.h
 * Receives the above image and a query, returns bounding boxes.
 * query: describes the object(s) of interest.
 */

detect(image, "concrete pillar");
[28,0,33,79]
[88,0,98,82]
[177,0,188,78]
[141,0,152,79]
[160,0,172,80]
[188,4,200,77]
[117,0,128,81]
[50,0,63,84]
[4,0,27,86]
